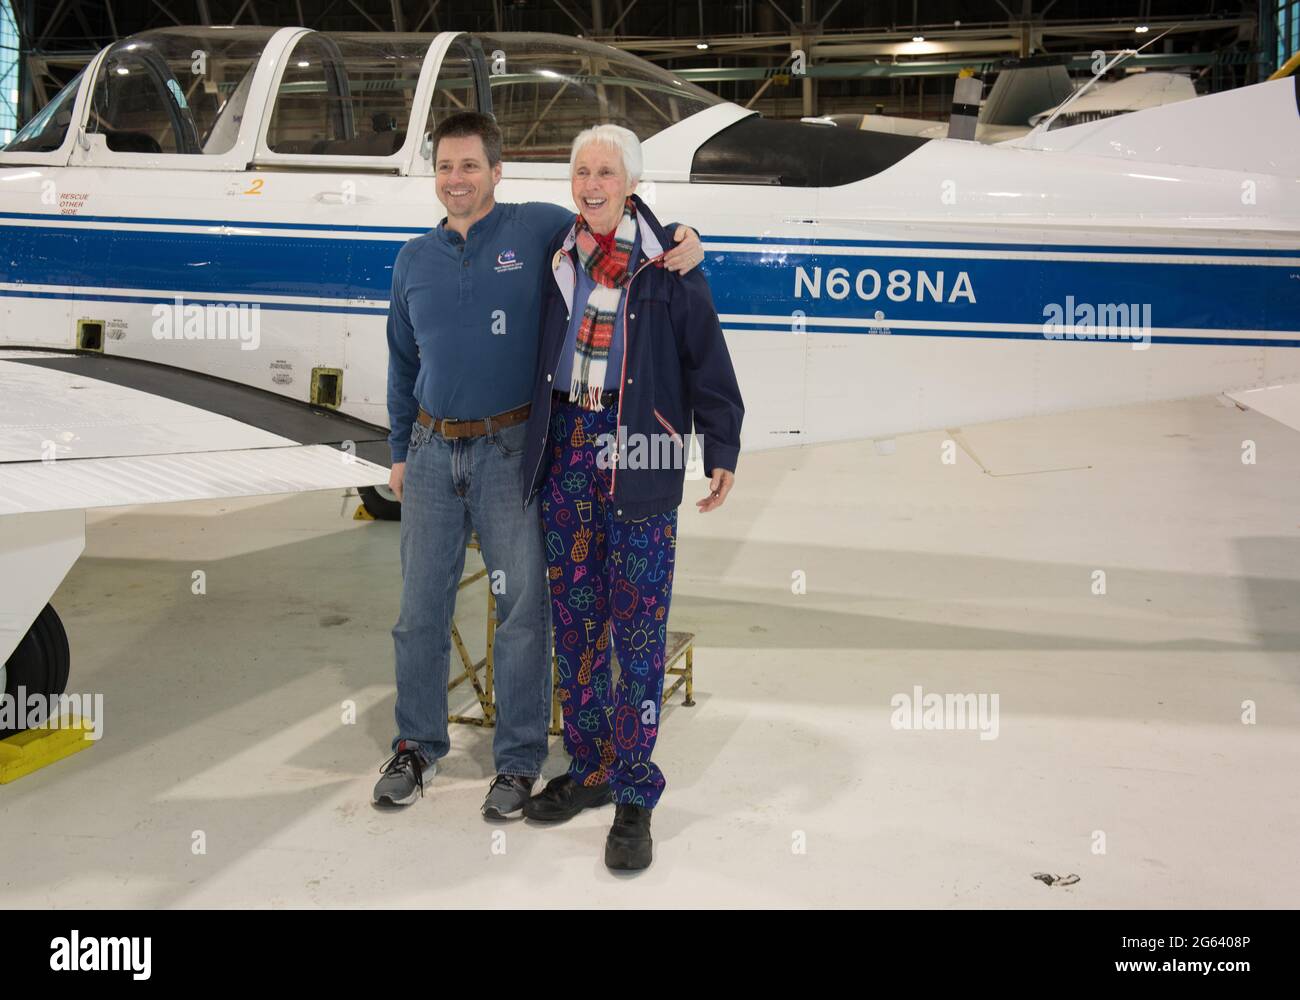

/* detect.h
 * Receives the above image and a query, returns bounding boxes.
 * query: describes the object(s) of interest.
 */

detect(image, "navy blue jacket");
[522,195,744,519]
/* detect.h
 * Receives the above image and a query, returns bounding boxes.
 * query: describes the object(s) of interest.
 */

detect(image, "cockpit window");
[470,33,723,162]
[3,72,82,153]
[417,39,481,162]
[428,40,480,127]
[84,28,275,155]
[266,33,429,156]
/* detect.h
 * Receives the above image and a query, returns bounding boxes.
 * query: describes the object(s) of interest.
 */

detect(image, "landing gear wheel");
[359,485,402,521]
[1,603,70,738]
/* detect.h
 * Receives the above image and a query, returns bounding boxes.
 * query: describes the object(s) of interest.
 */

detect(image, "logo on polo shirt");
[494,249,524,273]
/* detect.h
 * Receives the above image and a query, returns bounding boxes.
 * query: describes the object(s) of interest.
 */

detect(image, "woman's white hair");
[569,123,642,184]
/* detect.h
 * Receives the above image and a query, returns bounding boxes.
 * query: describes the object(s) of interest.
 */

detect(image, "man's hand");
[696,468,735,513]
[389,461,406,502]
[662,225,705,274]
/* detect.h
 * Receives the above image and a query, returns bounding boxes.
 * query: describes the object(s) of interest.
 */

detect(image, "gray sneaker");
[373,741,434,806]
[481,773,535,820]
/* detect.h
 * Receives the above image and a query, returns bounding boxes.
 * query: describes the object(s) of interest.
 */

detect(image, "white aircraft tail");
[1010,75,1300,177]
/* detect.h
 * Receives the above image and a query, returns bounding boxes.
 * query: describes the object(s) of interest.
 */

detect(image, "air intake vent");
[311,367,343,408]
[76,319,104,352]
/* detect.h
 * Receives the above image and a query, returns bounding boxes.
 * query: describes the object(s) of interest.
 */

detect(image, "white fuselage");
[2,35,1297,456]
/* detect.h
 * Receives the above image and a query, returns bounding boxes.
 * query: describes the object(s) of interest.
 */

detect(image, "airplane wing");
[1226,382,1300,435]
[0,350,391,516]
[0,349,393,671]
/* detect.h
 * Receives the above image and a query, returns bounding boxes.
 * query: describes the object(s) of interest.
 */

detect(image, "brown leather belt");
[417,402,531,439]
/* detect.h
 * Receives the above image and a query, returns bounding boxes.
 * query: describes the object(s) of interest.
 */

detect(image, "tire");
[359,485,402,521]
[2,603,70,737]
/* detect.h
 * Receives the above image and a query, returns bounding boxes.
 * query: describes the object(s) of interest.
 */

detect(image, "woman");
[519,123,744,872]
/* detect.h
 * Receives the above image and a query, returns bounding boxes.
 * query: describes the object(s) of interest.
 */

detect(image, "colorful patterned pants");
[541,399,677,809]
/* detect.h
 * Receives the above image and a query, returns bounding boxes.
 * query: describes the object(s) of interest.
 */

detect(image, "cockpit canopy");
[3,26,929,187]
[2,27,725,163]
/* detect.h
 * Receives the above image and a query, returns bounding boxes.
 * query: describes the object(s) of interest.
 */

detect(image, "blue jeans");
[390,415,551,778]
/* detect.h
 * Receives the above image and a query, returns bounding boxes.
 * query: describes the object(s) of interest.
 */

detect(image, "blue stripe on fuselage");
[1,220,1296,336]
[2,224,395,301]
[704,250,1298,332]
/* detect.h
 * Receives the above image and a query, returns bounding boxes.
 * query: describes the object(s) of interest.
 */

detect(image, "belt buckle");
[440,417,457,438]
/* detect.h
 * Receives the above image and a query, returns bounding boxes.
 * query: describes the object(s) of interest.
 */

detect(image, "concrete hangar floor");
[2,394,1297,908]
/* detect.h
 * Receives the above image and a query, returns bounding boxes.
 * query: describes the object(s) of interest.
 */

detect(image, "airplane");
[1025,69,1197,128]
[847,60,1197,143]
[836,55,1075,142]
[2,25,1298,724]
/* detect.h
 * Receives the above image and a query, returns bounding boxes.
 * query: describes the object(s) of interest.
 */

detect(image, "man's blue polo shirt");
[386,200,572,463]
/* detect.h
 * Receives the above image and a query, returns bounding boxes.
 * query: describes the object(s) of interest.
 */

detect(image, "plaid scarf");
[569,197,637,411]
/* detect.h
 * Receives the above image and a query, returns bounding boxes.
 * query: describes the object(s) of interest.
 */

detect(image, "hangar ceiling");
[5,0,1269,123]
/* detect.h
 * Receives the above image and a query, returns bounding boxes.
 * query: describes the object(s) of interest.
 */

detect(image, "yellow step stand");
[0,719,97,783]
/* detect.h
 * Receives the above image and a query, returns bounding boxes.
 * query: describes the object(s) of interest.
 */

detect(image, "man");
[375,111,703,819]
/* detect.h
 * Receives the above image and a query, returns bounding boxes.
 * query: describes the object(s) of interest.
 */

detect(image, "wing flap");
[1226,382,1300,433]
[0,445,387,516]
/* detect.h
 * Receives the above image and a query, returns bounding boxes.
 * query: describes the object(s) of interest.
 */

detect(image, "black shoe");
[523,773,612,823]
[605,804,653,871]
